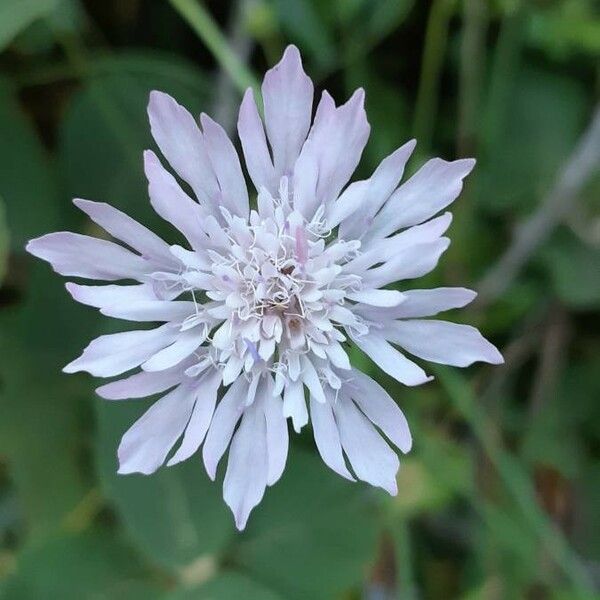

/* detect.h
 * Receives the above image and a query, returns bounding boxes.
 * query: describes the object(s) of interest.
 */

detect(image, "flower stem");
[168,0,260,98]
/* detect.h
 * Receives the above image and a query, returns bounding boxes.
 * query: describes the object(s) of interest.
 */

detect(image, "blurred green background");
[0,0,599,598]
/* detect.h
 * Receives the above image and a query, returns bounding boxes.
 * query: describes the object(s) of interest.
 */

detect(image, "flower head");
[27,46,503,530]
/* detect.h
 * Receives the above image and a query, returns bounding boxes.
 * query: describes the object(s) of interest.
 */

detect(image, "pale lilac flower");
[26,46,502,530]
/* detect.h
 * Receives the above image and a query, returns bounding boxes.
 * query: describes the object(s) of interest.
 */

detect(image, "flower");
[26,45,503,530]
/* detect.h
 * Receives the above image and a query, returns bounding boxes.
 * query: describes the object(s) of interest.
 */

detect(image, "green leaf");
[2,531,160,600]
[58,51,212,235]
[269,0,337,72]
[0,194,8,282]
[232,448,378,600]
[95,398,234,571]
[165,572,284,600]
[479,66,587,214]
[0,76,62,249]
[541,231,600,309]
[0,0,58,51]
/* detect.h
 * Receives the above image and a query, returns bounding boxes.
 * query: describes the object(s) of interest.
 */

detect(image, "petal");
[346,289,404,307]
[386,320,504,367]
[237,88,277,194]
[334,397,399,495]
[117,383,196,475]
[96,366,185,400]
[361,238,450,289]
[147,90,220,210]
[324,341,351,371]
[64,325,178,377]
[262,45,313,179]
[223,399,269,530]
[100,300,196,322]
[263,382,289,486]
[203,377,246,480]
[27,232,153,281]
[348,370,412,453]
[352,332,431,386]
[167,369,222,466]
[300,355,326,403]
[309,394,354,481]
[347,213,452,274]
[200,113,249,218]
[144,150,208,251]
[66,283,158,309]
[295,89,370,215]
[338,139,416,238]
[368,158,475,240]
[357,287,477,321]
[73,199,173,265]
[142,329,205,372]
[283,380,308,433]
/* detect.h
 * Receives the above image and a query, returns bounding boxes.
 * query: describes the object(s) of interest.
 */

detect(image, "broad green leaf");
[2,531,160,599]
[269,0,337,72]
[232,448,378,600]
[0,0,58,51]
[95,398,234,571]
[58,51,212,236]
[0,257,99,540]
[165,572,284,600]
[479,66,587,214]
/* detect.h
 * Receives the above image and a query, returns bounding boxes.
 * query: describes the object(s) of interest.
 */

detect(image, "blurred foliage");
[0,0,598,598]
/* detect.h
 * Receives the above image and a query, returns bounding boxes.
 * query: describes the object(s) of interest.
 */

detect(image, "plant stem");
[168,0,260,98]
[412,0,454,152]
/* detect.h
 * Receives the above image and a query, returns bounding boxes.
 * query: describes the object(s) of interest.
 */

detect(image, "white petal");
[142,329,204,372]
[361,238,450,289]
[295,89,370,215]
[63,325,178,377]
[352,332,431,386]
[73,199,173,265]
[223,399,268,530]
[386,320,504,367]
[27,232,153,281]
[167,369,222,466]
[65,283,158,309]
[101,300,196,322]
[117,383,196,475]
[368,158,475,240]
[324,341,351,371]
[357,287,477,321]
[339,139,416,239]
[96,366,184,400]
[347,289,404,307]
[348,370,412,453]
[147,90,220,210]
[202,377,246,480]
[334,398,399,495]
[300,355,326,403]
[237,89,276,194]
[144,150,208,251]
[262,45,313,179]
[263,383,289,486]
[283,380,308,433]
[309,396,354,481]
[200,113,249,218]
[347,213,452,274]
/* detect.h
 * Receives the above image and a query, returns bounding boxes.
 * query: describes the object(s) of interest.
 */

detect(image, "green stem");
[457,0,489,156]
[412,0,454,151]
[168,0,260,98]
